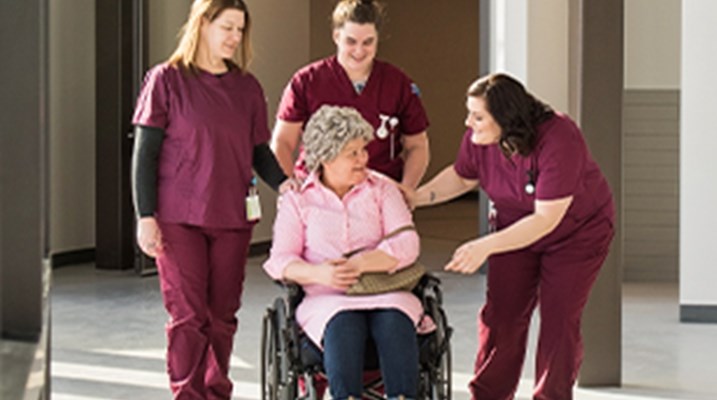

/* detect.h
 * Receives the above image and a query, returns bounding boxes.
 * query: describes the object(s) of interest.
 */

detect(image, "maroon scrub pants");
[156,222,252,400]
[469,217,613,400]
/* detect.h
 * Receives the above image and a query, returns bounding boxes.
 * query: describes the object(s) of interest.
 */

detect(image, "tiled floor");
[49,198,717,399]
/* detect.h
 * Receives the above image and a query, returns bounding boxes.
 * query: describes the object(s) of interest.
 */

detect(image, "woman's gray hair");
[303,105,374,172]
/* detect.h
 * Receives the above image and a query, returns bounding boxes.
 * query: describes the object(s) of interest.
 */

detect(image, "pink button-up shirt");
[263,171,425,346]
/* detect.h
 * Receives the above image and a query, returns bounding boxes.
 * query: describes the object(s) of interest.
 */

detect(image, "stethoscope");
[377,114,399,159]
[524,156,537,195]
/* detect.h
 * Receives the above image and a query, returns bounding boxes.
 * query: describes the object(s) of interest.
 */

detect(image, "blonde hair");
[303,106,374,172]
[332,0,386,32]
[168,0,252,73]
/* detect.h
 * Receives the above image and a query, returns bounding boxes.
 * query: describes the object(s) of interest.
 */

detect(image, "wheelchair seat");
[261,274,452,400]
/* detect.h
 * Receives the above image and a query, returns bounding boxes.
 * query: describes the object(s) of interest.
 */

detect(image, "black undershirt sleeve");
[131,125,165,218]
[132,131,284,218]
[253,142,287,191]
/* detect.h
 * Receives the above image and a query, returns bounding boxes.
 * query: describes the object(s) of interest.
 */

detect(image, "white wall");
[49,0,96,254]
[527,0,569,114]
[490,0,569,114]
[624,0,681,89]
[680,0,717,306]
[490,0,527,81]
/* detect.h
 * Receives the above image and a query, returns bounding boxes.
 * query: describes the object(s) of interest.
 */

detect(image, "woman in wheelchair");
[263,105,425,399]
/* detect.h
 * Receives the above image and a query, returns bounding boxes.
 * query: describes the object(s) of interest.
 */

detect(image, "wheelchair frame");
[260,274,452,400]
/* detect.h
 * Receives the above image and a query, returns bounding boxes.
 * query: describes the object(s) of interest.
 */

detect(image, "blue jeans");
[322,309,418,400]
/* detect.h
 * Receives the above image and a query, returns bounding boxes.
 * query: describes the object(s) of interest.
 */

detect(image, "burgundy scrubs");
[133,63,270,399]
[277,56,429,181]
[454,113,615,400]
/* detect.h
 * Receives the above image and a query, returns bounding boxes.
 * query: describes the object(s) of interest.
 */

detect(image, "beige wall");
[624,0,681,89]
[148,0,192,65]
[49,0,96,254]
[527,0,569,114]
[309,0,481,179]
[247,0,311,242]
[249,1,311,121]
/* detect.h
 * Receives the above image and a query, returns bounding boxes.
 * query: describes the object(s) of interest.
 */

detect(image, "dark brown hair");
[468,73,554,156]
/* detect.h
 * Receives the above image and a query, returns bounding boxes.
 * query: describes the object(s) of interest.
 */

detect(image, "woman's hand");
[316,258,360,290]
[346,249,400,274]
[279,176,303,194]
[137,217,163,258]
[444,238,491,274]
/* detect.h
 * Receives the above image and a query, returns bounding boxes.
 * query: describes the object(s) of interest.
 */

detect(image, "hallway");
[50,198,717,400]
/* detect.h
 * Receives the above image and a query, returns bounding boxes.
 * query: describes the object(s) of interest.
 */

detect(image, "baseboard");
[51,248,95,268]
[680,305,717,323]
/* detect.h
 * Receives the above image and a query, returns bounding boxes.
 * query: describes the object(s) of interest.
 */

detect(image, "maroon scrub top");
[454,113,615,252]
[276,56,429,181]
[132,63,270,229]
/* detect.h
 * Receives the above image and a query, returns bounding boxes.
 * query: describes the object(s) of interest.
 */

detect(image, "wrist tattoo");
[429,191,436,203]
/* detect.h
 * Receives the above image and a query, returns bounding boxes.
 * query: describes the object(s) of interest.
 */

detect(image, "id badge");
[246,193,262,221]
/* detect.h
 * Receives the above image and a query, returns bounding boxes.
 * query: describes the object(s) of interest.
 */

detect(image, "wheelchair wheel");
[261,298,299,400]
[261,306,280,399]
[427,297,452,400]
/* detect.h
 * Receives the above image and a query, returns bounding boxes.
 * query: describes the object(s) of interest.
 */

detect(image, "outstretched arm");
[413,165,478,208]
[446,196,573,274]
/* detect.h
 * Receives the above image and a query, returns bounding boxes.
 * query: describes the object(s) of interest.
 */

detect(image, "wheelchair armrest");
[272,280,306,315]
[413,272,444,307]
[286,283,305,311]
[270,281,306,366]
[413,273,441,295]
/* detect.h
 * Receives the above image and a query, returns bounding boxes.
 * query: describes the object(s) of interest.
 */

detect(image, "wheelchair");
[260,274,452,400]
